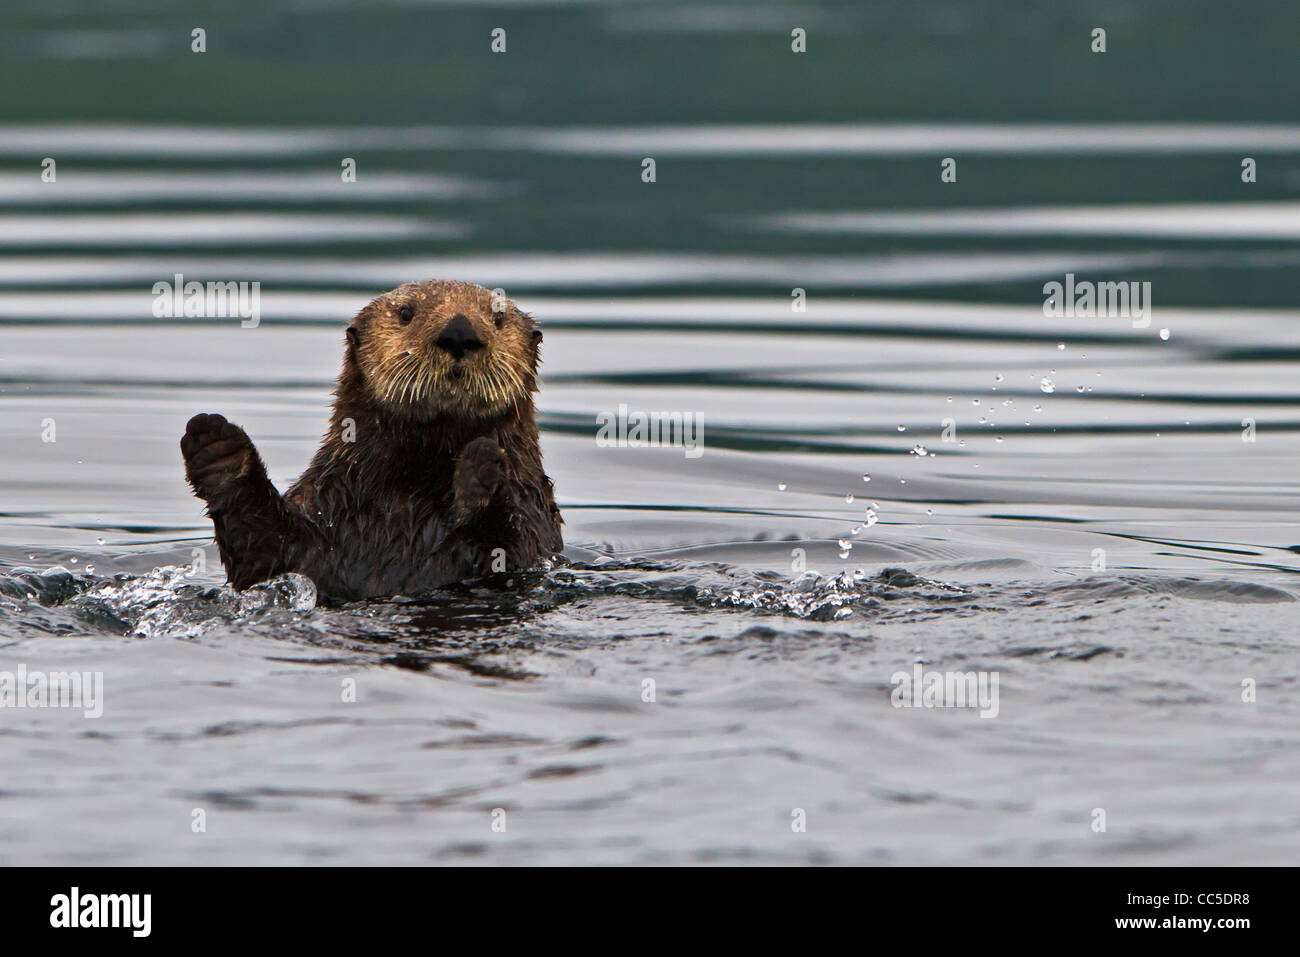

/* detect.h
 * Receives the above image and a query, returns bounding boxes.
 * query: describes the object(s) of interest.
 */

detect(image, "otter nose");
[435,314,484,359]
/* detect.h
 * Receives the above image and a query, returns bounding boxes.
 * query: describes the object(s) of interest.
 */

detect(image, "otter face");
[347,280,542,419]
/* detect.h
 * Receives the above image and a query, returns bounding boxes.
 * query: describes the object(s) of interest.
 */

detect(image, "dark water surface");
[1,0,1298,864]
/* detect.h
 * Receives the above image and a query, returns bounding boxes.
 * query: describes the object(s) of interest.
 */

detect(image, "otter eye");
[494,312,505,329]
[398,306,414,324]
[532,329,543,342]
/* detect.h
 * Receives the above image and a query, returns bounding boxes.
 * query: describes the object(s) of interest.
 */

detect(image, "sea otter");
[180,280,563,602]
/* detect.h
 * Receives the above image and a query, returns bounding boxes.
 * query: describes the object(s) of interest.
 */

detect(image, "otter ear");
[346,303,375,355]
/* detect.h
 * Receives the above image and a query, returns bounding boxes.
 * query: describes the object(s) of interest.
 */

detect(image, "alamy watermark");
[0,665,103,718]
[890,664,999,718]
[595,403,704,458]
[1043,273,1151,328]
[152,272,261,327]
[50,887,150,937]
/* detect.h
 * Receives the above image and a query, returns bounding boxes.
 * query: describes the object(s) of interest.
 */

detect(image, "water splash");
[695,566,968,621]
[72,565,317,639]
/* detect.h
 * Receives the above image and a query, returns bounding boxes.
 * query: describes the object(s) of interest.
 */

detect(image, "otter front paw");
[453,436,506,515]
[181,413,258,501]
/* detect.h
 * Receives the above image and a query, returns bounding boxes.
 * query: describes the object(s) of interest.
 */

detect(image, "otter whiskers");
[377,348,529,416]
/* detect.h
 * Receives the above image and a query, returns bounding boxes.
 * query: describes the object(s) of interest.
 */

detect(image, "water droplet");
[95,537,105,545]
[85,564,95,574]
[995,436,1004,443]
[861,473,871,483]
[1075,385,1085,393]
[864,511,879,527]
[1040,378,1055,394]
[896,424,907,432]
[978,416,987,425]
[910,445,929,457]
[845,493,854,503]
[777,483,787,491]
[926,508,934,516]
[1057,342,1065,350]
[994,374,1004,382]
[1033,404,1042,412]
[1159,328,1171,340]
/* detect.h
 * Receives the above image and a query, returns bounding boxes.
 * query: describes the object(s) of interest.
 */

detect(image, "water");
[1,0,1298,865]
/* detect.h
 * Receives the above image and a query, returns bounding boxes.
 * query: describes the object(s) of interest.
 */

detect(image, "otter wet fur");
[180,280,563,602]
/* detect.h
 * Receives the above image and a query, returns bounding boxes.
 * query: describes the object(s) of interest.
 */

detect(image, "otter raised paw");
[181,413,259,501]
[453,435,507,518]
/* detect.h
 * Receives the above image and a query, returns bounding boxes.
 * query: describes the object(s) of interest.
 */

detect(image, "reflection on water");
[764,201,1300,239]
[7,122,1300,157]
[0,212,460,245]
[0,169,498,203]
[0,0,1298,866]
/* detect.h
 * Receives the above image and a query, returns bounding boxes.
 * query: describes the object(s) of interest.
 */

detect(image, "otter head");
[345,280,542,420]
